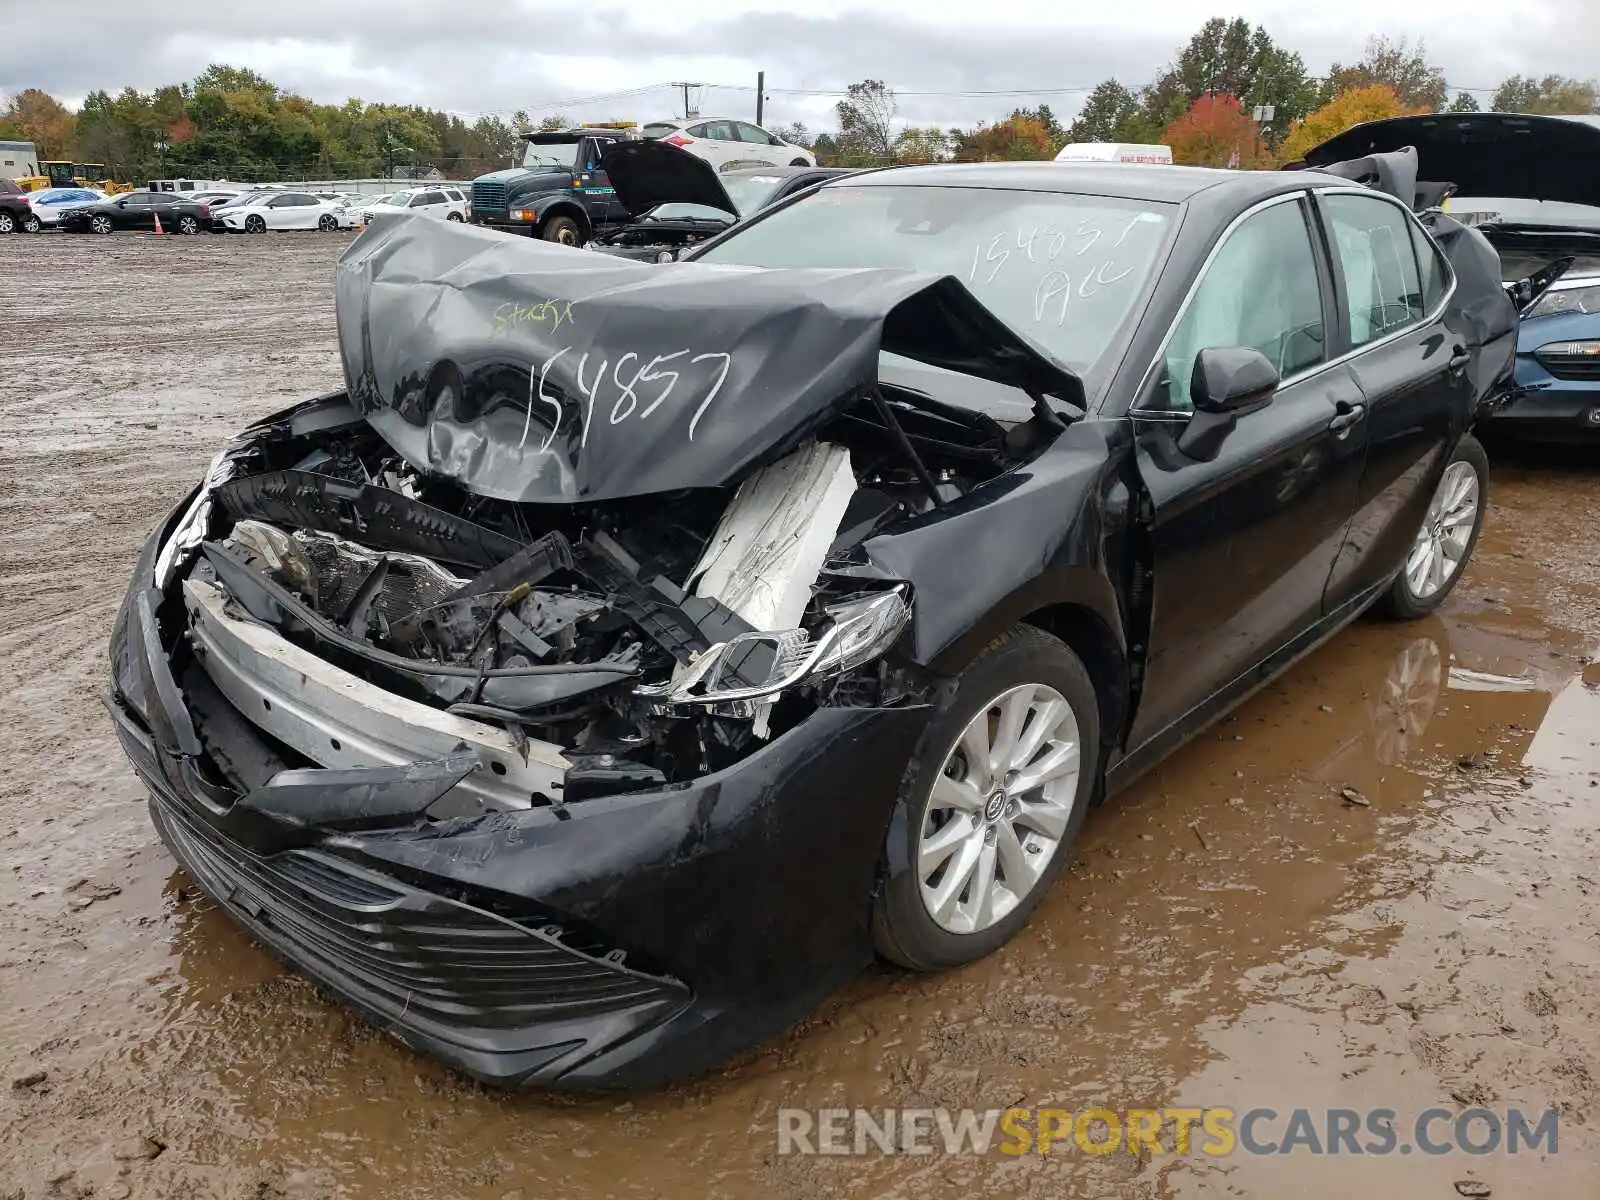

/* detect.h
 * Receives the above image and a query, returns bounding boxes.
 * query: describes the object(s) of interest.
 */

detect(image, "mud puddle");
[1,235,1596,1199]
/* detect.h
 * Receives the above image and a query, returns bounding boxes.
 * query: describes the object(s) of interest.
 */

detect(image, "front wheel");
[22,212,41,233]
[1375,434,1489,620]
[90,214,113,235]
[318,213,337,231]
[872,625,1100,971]
[789,158,810,167]
[541,214,582,245]
[244,214,266,234]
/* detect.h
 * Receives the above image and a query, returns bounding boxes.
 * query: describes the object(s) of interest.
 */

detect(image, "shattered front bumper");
[109,512,930,1091]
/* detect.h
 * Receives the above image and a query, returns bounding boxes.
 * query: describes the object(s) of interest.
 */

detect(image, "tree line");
[810,21,1599,168]
[3,21,1598,183]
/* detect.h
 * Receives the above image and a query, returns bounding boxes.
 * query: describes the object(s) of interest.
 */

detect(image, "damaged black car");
[109,152,1522,1092]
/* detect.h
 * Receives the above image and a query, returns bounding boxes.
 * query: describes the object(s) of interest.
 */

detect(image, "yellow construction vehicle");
[15,162,132,193]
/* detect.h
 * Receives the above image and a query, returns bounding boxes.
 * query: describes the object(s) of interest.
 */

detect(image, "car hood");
[1302,113,1600,209]
[334,216,1082,503]
[600,140,737,218]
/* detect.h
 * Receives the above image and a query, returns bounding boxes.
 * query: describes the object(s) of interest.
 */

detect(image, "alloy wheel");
[91,215,112,234]
[178,215,198,234]
[0,212,13,234]
[917,683,1081,935]
[1404,461,1480,600]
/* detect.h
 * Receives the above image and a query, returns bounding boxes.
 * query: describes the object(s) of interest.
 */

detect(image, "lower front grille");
[154,793,687,1041]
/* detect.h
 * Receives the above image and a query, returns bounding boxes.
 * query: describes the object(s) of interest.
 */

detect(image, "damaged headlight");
[639,586,911,709]
[153,450,237,591]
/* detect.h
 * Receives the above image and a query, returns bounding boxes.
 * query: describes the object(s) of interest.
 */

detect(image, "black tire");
[446,211,464,222]
[176,214,199,235]
[871,625,1100,971]
[318,213,337,231]
[90,214,113,235]
[0,211,14,234]
[1374,434,1489,621]
[540,214,582,246]
[245,214,266,234]
[789,158,810,167]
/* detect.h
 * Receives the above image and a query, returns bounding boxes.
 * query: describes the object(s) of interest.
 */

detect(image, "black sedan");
[108,153,1518,1092]
[589,139,864,261]
[57,190,212,235]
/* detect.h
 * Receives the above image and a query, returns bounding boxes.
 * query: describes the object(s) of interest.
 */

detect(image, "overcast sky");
[5,0,1595,131]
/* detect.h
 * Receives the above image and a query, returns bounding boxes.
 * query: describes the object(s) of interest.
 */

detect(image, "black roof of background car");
[820,160,1326,206]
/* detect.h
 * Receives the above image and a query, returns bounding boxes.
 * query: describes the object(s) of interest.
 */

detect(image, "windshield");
[646,203,735,222]
[36,188,94,204]
[522,139,580,169]
[377,194,409,207]
[693,184,1175,375]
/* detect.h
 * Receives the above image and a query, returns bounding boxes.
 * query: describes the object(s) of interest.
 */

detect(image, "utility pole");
[671,82,702,120]
[756,71,765,127]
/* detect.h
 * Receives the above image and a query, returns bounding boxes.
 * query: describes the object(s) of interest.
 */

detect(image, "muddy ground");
[1,231,1596,1200]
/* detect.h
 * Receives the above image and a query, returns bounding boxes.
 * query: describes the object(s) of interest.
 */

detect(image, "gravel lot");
[1,230,1597,1200]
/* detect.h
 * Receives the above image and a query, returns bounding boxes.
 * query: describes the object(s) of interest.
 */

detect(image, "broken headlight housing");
[153,450,237,590]
[639,586,911,710]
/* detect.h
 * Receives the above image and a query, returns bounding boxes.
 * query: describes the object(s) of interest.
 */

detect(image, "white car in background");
[640,118,816,172]
[357,186,470,225]
[219,191,355,233]
[28,186,109,227]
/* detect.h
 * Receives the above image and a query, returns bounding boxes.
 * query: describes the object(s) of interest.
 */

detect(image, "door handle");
[1328,400,1367,435]
[1448,345,1472,374]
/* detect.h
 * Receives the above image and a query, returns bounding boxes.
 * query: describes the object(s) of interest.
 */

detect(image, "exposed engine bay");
[166,380,1044,813]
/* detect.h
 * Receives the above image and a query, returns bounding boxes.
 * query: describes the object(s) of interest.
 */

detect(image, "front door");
[574,136,623,226]
[1126,192,1371,751]
[117,194,155,230]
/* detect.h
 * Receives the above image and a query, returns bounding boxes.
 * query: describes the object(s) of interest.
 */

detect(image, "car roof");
[834,161,1322,206]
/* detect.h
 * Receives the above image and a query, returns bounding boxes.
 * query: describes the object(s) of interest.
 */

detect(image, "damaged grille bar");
[184,577,568,812]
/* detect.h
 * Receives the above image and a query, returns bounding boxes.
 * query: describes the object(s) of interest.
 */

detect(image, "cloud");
[3,1,1596,130]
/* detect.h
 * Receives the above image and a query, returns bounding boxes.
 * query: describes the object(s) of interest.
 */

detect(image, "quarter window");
[1155,198,1327,412]
[1323,193,1426,347]
[1408,218,1450,313]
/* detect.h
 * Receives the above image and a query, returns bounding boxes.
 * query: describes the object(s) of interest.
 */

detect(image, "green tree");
[1491,75,1599,115]
[1068,80,1150,144]
[835,79,897,163]
[1447,91,1482,113]
[1,88,75,158]
[1325,36,1448,112]
[1138,18,1317,142]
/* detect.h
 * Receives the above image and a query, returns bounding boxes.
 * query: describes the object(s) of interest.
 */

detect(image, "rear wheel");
[0,211,14,234]
[789,158,810,167]
[540,214,582,246]
[446,211,464,222]
[872,626,1100,971]
[21,212,40,233]
[245,214,266,234]
[176,214,199,235]
[1375,434,1489,620]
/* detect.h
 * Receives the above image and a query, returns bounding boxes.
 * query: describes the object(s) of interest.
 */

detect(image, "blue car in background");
[1305,111,1600,444]
[1502,269,1600,442]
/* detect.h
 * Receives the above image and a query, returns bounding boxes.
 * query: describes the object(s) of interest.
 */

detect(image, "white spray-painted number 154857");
[520,347,734,454]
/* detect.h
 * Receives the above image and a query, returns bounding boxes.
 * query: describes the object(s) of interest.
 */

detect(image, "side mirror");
[1177,347,1279,461]
[1191,346,1279,414]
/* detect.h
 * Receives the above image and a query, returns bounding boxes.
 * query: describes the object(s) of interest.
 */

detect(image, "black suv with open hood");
[588,139,864,261]
[112,154,1516,1092]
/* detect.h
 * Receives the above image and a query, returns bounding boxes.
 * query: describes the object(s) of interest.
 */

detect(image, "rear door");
[1126,192,1371,751]
[1313,188,1471,608]
[732,121,782,167]
[686,121,738,170]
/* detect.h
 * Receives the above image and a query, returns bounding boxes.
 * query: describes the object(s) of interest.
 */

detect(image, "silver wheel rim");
[93,216,110,233]
[0,214,12,233]
[180,217,196,233]
[1404,460,1479,600]
[917,683,1081,935]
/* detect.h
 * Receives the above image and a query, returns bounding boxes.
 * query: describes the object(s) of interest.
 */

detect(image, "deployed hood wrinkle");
[335,218,1082,503]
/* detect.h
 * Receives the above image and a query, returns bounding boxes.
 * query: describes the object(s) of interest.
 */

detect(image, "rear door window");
[1322,193,1427,347]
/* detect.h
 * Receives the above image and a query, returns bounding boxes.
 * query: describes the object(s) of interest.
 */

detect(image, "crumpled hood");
[334,216,1081,503]
[1302,113,1600,208]
[600,140,736,218]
